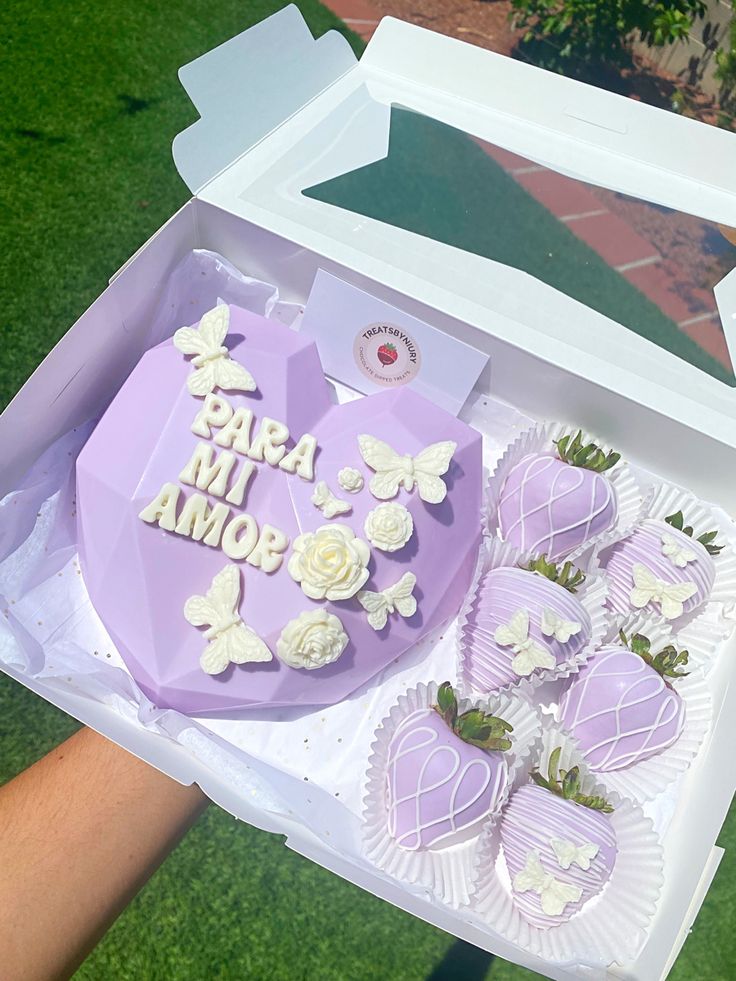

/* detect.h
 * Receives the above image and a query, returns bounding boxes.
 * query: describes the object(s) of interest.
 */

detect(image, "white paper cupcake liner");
[457,538,610,700]
[555,613,712,803]
[645,482,736,643]
[362,681,542,908]
[469,727,663,966]
[486,421,648,563]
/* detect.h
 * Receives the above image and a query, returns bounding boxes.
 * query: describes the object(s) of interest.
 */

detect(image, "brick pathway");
[328,0,730,369]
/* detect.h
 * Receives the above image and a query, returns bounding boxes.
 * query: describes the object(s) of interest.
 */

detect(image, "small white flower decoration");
[276,609,348,670]
[183,565,272,675]
[364,502,413,553]
[287,524,370,601]
[337,467,364,494]
[173,304,256,397]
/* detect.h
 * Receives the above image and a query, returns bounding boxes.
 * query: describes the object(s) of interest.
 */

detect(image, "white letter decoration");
[183,564,272,675]
[174,305,257,397]
[357,435,456,504]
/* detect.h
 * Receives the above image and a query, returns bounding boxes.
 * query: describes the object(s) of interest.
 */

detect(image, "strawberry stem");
[434,682,513,752]
[554,430,620,473]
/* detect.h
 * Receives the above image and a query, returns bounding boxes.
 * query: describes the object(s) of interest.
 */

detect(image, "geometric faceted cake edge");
[76,304,483,714]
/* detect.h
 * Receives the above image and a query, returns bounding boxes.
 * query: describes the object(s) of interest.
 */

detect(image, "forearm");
[0,727,208,981]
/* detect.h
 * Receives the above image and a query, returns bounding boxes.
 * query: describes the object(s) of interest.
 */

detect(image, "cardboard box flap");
[172,10,736,431]
[172,5,356,193]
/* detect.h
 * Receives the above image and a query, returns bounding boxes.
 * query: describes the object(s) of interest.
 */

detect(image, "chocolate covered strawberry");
[500,749,616,929]
[377,342,398,366]
[386,682,513,850]
[462,555,592,692]
[498,430,620,560]
[601,510,722,621]
[559,631,688,771]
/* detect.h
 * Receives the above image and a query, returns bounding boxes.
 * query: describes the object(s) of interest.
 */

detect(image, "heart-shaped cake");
[559,633,688,771]
[76,305,482,713]
[386,683,512,850]
[461,557,592,692]
[500,750,616,928]
[601,512,720,621]
[497,431,620,560]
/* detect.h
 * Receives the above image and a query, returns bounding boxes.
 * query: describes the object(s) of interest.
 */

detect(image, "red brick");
[479,143,538,172]
[329,0,381,20]
[514,169,606,220]
[681,318,733,370]
[623,261,717,324]
[572,211,660,267]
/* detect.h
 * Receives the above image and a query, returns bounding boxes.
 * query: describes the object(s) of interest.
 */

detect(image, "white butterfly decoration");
[357,572,417,631]
[173,304,257,397]
[550,837,599,871]
[311,480,352,519]
[661,533,697,568]
[513,851,583,916]
[494,609,556,677]
[357,435,456,504]
[540,608,582,644]
[630,562,697,620]
[184,564,272,675]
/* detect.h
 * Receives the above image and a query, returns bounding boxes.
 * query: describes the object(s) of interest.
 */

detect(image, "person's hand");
[0,727,208,981]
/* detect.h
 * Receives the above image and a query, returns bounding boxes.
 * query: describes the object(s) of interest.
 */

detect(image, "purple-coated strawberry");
[386,683,512,851]
[498,430,620,560]
[601,511,721,621]
[500,749,616,928]
[559,631,688,771]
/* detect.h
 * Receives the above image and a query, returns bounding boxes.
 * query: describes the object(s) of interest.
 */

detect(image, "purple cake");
[500,751,616,928]
[386,683,512,850]
[601,512,720,621]
[462,558,591,692]
[76,304,483,714]
[498,431,620,560]
[559,634,687,771]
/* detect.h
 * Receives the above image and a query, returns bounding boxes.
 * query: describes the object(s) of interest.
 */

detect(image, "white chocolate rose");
[337,466,364,494]
[276,609,348,670]
[364,502,413,553]
[288,523,370,601]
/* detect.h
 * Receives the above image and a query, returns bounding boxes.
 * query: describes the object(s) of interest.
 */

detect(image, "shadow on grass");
[426,939,495,980]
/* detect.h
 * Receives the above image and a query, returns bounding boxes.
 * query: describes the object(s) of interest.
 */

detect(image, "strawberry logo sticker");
[353,323,421,388]
[377,342,398,367]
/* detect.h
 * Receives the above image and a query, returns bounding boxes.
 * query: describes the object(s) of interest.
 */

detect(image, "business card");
[299,270,489,415]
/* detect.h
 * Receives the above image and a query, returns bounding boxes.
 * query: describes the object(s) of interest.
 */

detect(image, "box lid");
[173,7,736,441]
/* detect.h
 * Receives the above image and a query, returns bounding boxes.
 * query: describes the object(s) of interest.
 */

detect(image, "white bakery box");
[2,7,736,979]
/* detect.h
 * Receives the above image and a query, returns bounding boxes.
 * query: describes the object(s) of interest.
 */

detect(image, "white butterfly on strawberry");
[500,749,616,928]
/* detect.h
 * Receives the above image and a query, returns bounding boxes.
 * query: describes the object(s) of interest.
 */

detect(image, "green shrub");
[511,0,707,69]
[715,17,736,108]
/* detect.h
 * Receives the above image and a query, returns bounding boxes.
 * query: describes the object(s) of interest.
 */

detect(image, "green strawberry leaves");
[619,629,690,680]
[665,511,724,556]
[434,682,513,752]
[521,554,586,593]
[531,745,614,813]
[555,430,620,473]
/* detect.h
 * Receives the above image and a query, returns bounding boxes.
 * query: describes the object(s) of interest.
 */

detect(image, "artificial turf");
[1,2,735,979]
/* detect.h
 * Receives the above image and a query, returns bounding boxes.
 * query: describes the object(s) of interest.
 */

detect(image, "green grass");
[1,2,734,979]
